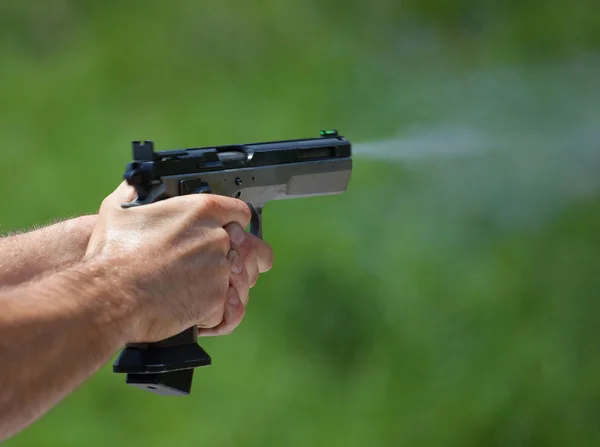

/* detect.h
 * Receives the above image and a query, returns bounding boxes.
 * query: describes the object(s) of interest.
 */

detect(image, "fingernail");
[230,225,245,246]
[228,288,240,306]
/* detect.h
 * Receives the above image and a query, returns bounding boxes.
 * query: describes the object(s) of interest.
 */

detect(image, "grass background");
[1,1,600,446]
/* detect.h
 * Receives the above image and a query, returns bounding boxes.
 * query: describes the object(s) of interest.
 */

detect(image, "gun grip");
[112,327,211,396]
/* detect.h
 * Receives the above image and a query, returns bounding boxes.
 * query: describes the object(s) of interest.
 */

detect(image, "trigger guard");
[248,204,263,239]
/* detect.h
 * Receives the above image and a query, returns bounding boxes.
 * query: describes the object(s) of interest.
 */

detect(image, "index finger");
[162,194,252,228]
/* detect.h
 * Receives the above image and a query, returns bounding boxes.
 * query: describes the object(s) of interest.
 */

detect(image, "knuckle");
[99,195,114,212]
[215,228,231,250]
[239,238,254,262]
[215,252,231,275]
[239,203,252,226]
[240,267,251,288]
[233,268,250,291]
[191,194,251,227]
[194,194,222,217]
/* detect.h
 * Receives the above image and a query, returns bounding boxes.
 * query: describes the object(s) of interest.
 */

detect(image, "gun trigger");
[247,204,263,240]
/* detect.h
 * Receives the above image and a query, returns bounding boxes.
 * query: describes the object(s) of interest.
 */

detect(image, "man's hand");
[198,221,274,337]
[85,182,274,343]
[0,182,274,441]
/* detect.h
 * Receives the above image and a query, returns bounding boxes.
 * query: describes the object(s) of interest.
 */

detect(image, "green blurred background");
[2,1,600,446]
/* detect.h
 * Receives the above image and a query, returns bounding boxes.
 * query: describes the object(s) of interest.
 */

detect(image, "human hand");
[197,221,274,337]
[85,182,273,343]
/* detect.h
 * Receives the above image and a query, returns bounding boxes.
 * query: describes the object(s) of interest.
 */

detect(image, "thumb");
[105,181,136,207]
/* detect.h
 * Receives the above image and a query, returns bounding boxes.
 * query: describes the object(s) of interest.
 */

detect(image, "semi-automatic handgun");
[112,130,352,396]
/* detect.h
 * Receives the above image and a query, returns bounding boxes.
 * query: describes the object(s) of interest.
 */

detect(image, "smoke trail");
[347,54,600,237]
[346,114,600,284]
[354,126,490,161]
[352,119,600,234]
[353,52,600,164]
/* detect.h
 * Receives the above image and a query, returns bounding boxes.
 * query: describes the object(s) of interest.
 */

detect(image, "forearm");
[0,259,134,441]
[0,215,97,286]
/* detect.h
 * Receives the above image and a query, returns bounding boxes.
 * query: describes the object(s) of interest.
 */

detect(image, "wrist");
[37,257,140,350]
[77,258,140,347]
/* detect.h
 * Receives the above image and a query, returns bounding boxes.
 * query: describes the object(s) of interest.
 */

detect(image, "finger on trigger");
[208,196,252,228]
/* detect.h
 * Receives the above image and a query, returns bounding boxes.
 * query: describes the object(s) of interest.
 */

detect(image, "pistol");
[112,130,352,396]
